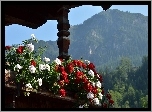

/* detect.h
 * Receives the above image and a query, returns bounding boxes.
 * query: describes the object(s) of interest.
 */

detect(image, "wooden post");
[57,6,70,60]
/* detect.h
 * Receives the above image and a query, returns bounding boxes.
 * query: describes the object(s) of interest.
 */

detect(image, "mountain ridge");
[22,9,148,70]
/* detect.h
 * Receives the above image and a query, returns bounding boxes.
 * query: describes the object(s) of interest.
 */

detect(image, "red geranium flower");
[102,103,108,108]
[16,46,24,54]
[72,60,78,66]
[59,89,66,97]
[59,65,65,72]
[64,78,69,84]
[31,60,36,67]
[5,46,11,51]
[96,74,103,83]
[66,63,74,74]
[59,80,65,87]
[106,93,112,99]
[109,99,114,104]
[84,82,93,92]
[92,68,97,75]
[91,87,98,94]
[75,71,83,79]
[101,89,104,95]
[87,63,95,70]
[61,71,68,80]
[82,75,88,83]
[82,63,87,69]
[77,60,82,67]
[61,71,68,76]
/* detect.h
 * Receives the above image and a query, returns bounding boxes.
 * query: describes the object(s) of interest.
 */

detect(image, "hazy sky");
[5,5,148,45]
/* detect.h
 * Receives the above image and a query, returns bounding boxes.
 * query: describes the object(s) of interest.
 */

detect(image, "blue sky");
[5,5,148,45]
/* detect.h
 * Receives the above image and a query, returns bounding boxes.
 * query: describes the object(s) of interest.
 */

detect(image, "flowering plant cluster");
[5,34,114,108]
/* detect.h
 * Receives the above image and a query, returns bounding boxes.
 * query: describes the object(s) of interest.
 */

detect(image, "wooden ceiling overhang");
[5,5,112,29]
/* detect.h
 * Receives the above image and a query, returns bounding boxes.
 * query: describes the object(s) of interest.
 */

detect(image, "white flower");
[88,70,94,78]
[57,75,60,80]
[93,98,100,105]
[96,81,102,88]
[45,64,50,71]
[87,92,94,99]
[54,58,61,65]
[91,82,95,87]
[43,57,50,63]
[31,34,36,39]
[85,60,90,65]
[98,93,103,100]
[96,74,100,78]
[10,47,16,51]
[26,43,34,52]
[39,64,50,71]
[27,92,30,96]
[79,105,83,108]
[29,65,36,73]
[15,64,22,69]
[25,83,32,88]
[5,69,10,74]
[37,78,42,86]
[5,69,7,74]
[39,64,45,71]
[25,83,33,92]
[14,64,22,71]
[31,34,38,42]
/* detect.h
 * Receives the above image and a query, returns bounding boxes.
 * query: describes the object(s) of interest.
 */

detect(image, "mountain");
[33,9,148,70]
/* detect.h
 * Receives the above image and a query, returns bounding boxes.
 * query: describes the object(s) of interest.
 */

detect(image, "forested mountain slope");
[33,9,148,71]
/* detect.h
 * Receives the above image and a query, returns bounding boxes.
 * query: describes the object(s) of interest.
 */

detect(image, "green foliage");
[98,56,148,108]
[70,9,147,68]
[139,95,148,108]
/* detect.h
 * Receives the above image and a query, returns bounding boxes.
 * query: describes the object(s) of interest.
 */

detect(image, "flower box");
[5,70,77,108]
[5,34,114,108]
[5,84,76,108]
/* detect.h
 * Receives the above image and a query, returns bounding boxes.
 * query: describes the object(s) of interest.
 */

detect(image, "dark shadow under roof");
[5,5,112,29]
